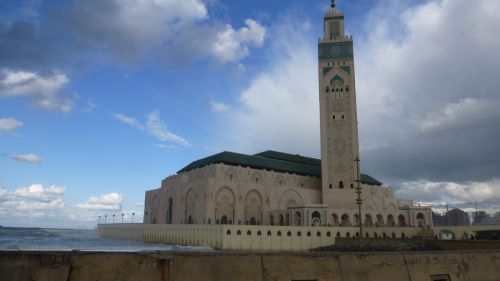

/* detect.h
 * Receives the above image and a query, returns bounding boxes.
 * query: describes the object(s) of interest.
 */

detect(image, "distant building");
[143,1,433,230]
[473,211,488,225]
[433,209,470,226]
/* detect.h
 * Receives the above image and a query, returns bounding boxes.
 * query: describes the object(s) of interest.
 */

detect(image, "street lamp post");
[98,216,101,224]
[104,215,108,224]
[132,212,135,223]
[112,214,115,224]
[122,213,124,223]
[355,157,363,238]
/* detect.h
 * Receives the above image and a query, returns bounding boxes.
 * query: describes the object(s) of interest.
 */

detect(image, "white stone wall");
[145,163,321,226]
[98,223,427,251]
[144,163,432,229]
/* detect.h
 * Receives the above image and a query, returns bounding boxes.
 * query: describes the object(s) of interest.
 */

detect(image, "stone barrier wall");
[97,223,424,251]
[2,250,500,281]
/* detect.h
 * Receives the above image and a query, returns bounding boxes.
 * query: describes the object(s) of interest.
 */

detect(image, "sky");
[1,0,500,228]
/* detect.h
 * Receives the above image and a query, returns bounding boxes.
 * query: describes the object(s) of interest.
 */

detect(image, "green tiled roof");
[177,150,383,186]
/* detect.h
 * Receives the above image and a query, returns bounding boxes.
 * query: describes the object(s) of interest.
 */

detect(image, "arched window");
[416,213,425,227]
[331,213,339,226]
[387,215,395,227]
[167,198,173,224]
[341,214,350,227]
[311,211,321,226]
[339,181,344,189]
[364,214,373,227]
[220,215,229,225]
[376,214,384,227]
[398,215,406,227]
[294,211,302,226]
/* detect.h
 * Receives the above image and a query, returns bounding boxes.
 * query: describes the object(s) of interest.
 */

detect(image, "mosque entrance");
[312,211,321,226]
[249,217,257,225]
[220,215,229,225]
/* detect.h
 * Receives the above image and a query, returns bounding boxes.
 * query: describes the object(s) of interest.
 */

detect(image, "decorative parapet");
[318,41,353,61]
[97,224,424,251]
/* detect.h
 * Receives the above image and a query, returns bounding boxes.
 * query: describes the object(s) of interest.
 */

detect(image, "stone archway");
[376,214,384,227]
[215,187,235,224]
[279,189,303,210]
[387,214,395,227]
[341,214,350,227]
[294,211,302,226]
[245,190,263,225]
[416,213,425,227]
[185,189,196,224]
[279,214,284,226]
[331,213,339,226]
[364,214,373,227]
[312,211,321,226]
[151,195,159,224]
[398,215,406,227]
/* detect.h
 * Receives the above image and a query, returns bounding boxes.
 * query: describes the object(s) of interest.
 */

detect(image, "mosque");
[143,1,433,230]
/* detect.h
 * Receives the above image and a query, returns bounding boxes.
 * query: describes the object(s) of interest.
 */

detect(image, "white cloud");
[223,16,319,155]
[397,179,500,209]
[12,153,43,163]
[145,110,190,146]
[419,97,500,132]
[11,184,65,202]
[209,101,230,112]
[0,185,134,227]
[113,111,190,147]
[76,192,125,210]
[81,98,97,113]
[0,117,23,133]
[0,69,75,113]
[211,19,266,63]
[62,0,265,65]
[113,113,143,129]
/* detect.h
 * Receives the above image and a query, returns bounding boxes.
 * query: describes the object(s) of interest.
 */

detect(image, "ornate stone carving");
[333,137,347,155]
[318,41,353,61]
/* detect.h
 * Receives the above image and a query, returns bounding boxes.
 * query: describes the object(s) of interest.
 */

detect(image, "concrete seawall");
[2,250,500,281]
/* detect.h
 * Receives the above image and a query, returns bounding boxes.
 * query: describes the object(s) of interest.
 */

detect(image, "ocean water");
[0,227,213,252]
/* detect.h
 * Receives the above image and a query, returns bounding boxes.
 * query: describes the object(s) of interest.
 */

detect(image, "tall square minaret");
[319,1,360,208]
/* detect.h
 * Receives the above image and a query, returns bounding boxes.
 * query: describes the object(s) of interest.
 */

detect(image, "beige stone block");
[172,253,263,281]
[262,254,342,281]
[338,253,411,281]
[69,253,166,281]
[403,252,470,281]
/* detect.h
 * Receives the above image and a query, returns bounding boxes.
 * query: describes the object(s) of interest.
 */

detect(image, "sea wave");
[0,227,214,252]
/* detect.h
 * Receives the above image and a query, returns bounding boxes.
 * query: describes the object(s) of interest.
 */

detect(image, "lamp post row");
[98,212,136,224]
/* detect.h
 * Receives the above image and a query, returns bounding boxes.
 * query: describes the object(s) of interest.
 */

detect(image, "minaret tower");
[319,0,360,208]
